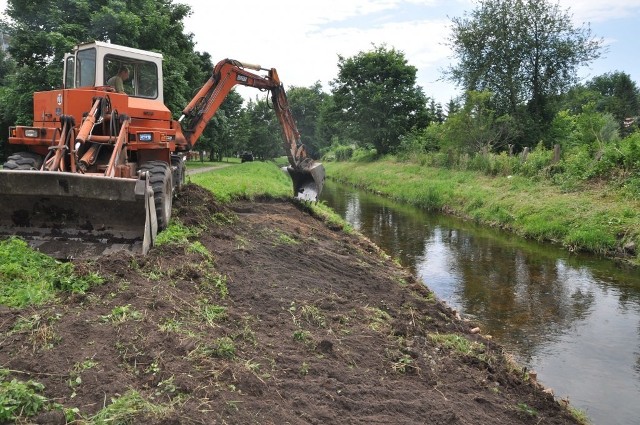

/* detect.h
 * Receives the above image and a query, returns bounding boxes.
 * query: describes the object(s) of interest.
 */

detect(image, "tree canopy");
[1,0,209,123]
[330,45,429,155]
[446,0,603,144]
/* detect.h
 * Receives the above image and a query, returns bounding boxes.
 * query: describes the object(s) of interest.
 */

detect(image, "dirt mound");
[0,184,579,424]
[171,182,228,227]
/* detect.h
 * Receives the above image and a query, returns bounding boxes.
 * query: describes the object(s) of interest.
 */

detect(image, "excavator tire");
[139,161,173,230]
[3,152,43,170]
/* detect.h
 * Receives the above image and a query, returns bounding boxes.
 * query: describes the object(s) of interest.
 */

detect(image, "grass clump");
[199,303,227,326]
[429,333,487,360]
[0,237,103,308]
[0,370,49,422]
[101,304,143,323]
[365,306,392,332]
[90,390,169,424]
[516,402,538,418]
[155,221,201,246]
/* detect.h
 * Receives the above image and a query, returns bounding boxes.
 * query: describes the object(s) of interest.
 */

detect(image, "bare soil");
[0,184,580,424]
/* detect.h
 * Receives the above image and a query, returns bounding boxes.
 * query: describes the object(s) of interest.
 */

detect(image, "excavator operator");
[107,66,130,93]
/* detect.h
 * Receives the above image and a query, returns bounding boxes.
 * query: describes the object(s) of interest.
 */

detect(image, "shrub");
[334,145,354,161]
[519,143,554,178]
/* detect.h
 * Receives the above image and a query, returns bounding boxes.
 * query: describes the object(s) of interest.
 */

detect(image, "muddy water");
[320,180,640,425]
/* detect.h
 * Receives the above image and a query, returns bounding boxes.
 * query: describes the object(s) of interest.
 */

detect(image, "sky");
[2,0,640,103]
[179,0,640,103]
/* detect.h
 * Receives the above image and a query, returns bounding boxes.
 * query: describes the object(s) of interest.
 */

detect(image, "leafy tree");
[330,45,429,155]
[0,43,16,158]
[244,99,283,160]
[443,91,520,154]
[286,82,330,158]
[427,99,445,124]
[197,90,245,161]
[447,0,603,145]
[586,72,640,135]
[445,98,461,118]
[1,0,207,125]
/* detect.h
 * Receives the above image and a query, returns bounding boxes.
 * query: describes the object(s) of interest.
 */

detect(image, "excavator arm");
[179,59,324,201]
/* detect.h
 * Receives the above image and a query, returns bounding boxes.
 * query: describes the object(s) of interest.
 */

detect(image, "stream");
[320,180,640,425]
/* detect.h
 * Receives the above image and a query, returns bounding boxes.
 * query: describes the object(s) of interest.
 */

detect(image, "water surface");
[321,180,640,425]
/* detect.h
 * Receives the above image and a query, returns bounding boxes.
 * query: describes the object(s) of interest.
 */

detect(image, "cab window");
[76,48,96,87]
[64,56,75,88]
[104,54,159,99]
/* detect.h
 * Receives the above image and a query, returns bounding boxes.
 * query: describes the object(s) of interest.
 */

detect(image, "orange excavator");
[0,41,324,259]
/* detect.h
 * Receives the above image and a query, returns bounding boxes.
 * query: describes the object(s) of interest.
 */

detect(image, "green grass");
[428,333,486,359]
[0,237,103,307]
[0,370,49,422]
[155,221,202,245]
[90,390,169,424]
[185,157,240,168]
[190,161,292,203]
[188,160,355,234]
[325,159,640,264]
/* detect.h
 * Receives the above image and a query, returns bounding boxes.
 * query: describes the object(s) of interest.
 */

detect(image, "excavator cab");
[63,42,163,101]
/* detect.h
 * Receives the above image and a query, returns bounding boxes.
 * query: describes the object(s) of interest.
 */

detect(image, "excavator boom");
[180,59,325,201]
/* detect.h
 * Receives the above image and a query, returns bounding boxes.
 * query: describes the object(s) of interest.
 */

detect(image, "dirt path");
[185,163,233,175]
[0,184,580,424]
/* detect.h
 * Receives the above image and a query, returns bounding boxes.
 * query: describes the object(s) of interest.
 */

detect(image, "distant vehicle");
[240,152,254,163]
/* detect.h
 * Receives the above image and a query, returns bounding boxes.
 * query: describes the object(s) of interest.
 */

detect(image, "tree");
[0,0,208,125]
[197,90,245,161]
[330,45,429,155]
[586,72,640,135]
[286,82,330,158]
[427,99,445,124]
[443,91,520,154]
[0,39,17,158]
[244,99,283,160]
[446,0,603,144]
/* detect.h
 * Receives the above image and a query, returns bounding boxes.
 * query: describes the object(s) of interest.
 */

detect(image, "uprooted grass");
[0,237,103,307]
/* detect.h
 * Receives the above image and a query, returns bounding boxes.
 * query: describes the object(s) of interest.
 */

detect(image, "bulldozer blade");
[287,162,325,202]
[0,170,157,259]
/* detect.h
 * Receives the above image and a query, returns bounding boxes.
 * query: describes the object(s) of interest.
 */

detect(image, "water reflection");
[321,180,640,425]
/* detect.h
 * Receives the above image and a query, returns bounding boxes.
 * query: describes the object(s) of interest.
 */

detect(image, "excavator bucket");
[287,161,326,202]
[0,170,157,259]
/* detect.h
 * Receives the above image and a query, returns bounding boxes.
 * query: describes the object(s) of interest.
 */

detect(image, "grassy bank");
[325,159,640,266]
[189,161,350,231]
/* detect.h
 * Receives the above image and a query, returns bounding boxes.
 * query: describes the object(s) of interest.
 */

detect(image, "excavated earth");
[0,184,581,424]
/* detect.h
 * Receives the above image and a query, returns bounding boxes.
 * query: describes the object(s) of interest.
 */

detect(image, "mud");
[0,184,580,424]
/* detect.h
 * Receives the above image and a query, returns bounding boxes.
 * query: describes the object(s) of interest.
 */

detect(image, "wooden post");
[553,144,561,164]
[521,147,529,161]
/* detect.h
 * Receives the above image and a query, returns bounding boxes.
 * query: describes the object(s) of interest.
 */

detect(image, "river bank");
[0,183,585,424]
[325,159,640,266]
[0,163,587,423]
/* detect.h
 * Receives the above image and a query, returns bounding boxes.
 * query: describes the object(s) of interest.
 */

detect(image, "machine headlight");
[24,129,39,138]
[139,133,153,142]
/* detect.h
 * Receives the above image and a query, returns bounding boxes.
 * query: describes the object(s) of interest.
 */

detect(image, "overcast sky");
[1,0,639,103]
[181,0,640,103]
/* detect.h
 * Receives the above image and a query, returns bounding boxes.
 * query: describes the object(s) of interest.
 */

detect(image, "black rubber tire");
[171,155,186,191]
[139,161,173,230]
[3,151,43,170]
